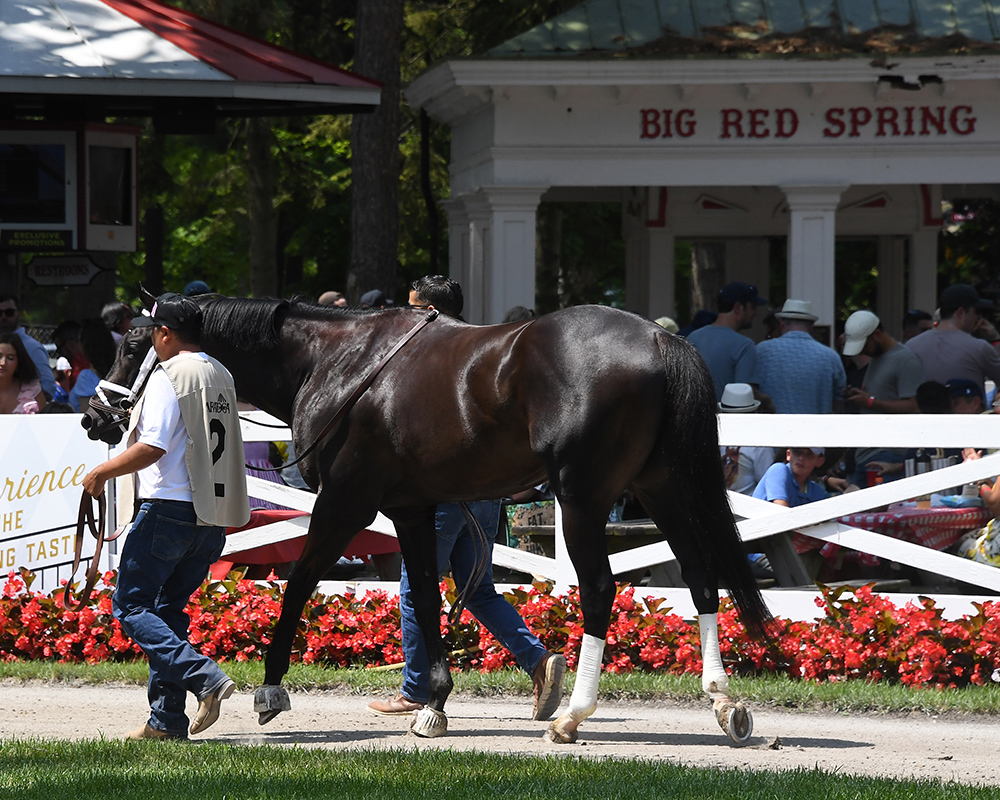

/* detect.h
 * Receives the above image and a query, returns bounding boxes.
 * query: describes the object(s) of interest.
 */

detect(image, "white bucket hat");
[719,383,760,413]
[775,298,817,322]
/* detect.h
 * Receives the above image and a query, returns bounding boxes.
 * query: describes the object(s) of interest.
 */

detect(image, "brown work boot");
[532,651,566,721]
[125,722,186,741]
[367,692,425,716]
[190,679,236,736]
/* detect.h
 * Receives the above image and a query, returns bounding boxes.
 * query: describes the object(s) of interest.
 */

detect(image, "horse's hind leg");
[544,502,617,745]
[391,510,452,739]
[632,483,753,744]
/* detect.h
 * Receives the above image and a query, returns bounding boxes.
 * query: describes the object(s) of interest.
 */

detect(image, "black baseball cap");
[939,284,992,317]
[718,282,767,311]
[133,292,203,332]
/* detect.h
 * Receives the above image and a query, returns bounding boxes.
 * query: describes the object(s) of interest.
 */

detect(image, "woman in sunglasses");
[0,332,47,414]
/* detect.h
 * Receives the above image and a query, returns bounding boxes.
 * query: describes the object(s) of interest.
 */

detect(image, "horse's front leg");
[393,515,452,738]
[545,505,616,744]
[255,491,373,725]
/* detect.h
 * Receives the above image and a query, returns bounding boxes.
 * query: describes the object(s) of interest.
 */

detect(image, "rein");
[251,309,440,472]
[63,491,124,611]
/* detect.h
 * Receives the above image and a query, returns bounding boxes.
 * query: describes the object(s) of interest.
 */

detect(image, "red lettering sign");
[951,105,976,135]
[747,108,769,138]
[675,109,696,137]
[876,107,899,137]
[720,109,744,139]
[640,108,661,139]
[639,104,975,141]
[921,106,946,135]
[775,108,798,138]
[824,108,846,138]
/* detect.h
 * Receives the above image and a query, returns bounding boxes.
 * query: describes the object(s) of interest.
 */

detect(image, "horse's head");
[80,310,157,445]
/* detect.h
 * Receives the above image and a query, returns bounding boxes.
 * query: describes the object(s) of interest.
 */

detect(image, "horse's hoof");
[716,700,753,744]
[253,685,291,726]
[257,709,282,726]
[410,707,448,738]
[543,714,579,744]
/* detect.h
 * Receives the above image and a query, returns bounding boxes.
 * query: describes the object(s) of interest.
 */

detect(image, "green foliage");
[940,199,1000,295]
[108,2,615,307]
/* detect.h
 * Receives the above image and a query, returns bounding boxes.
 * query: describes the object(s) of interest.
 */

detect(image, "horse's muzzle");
[81,403,126,445]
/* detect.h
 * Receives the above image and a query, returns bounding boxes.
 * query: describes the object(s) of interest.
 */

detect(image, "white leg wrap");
[698,613,729,698]
[567,634,604,721]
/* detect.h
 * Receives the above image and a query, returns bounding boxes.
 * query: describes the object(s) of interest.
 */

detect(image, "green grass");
[5,661,1000,716]
[0,739,995,800]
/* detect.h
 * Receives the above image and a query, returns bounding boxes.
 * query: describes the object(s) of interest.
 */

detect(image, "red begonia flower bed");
[3,568,999,688]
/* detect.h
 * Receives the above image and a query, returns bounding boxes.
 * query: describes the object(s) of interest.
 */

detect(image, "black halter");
[83,346,159,438]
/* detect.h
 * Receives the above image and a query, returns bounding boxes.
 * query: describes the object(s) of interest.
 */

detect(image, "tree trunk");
[246,117,278,297]
[348,0,403,304]
[691,241,726,313]
[144,204,164,295]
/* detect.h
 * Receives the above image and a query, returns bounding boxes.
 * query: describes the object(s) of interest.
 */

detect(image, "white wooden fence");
[197,411,1000,622]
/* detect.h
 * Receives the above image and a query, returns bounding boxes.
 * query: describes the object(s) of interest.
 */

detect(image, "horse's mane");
[199,296,289,352]
[198,295,391,352]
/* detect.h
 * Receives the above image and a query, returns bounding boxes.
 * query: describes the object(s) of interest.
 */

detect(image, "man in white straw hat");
[755,299,846,414]
[718,383,775,496]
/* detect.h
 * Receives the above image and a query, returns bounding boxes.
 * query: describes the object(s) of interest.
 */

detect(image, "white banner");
[0,415,109,591]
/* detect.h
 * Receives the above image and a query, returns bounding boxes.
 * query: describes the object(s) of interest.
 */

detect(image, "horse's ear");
[137,283,156,310]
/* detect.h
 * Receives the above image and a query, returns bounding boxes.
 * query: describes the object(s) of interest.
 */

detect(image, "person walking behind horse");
[82,292,250,740]
[368,275,566,721]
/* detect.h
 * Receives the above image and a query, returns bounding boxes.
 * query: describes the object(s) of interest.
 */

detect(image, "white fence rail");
[134,413,1000,621]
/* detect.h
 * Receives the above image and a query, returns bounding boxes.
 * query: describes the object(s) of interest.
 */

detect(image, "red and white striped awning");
[0,0,380,125]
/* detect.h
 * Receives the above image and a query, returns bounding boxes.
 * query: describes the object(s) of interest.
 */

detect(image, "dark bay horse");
[83,294,772,744]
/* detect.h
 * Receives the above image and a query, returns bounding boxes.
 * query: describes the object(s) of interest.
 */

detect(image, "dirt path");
[2,682,998,786]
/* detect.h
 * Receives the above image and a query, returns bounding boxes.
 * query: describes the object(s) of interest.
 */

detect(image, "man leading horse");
[82,292,250,740]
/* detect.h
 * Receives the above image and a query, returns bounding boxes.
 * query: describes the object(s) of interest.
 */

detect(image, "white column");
[781,185,848,335]
[470,186,546,325]
[442,195,484,321]
[647,228,676,320]
[623,188,676,320]
[909,228,940,314]
[877,236,906,340]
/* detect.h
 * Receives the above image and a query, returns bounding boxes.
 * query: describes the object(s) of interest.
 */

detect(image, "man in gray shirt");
[905,283,1000,395]
[841,310,923,486]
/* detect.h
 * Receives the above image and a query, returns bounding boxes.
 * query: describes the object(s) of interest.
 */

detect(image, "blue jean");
[399,500,547,704]
[112,500,231,736]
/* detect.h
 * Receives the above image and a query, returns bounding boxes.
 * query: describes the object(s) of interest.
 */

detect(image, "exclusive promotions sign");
[0,415,109,591]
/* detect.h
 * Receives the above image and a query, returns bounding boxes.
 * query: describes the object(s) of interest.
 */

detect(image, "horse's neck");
[201,341,296,421]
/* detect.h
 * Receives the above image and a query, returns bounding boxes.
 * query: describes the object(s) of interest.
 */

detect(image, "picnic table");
[212,509,401,580]
[791,504,992,571]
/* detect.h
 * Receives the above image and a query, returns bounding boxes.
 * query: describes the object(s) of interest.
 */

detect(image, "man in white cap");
[755,299,846,414]
[841,309,923,485]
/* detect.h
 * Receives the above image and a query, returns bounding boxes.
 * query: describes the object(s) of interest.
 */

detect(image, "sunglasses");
[1,308,17,317]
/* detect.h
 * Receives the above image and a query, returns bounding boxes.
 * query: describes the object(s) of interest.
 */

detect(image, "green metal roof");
[489,0,1000,57]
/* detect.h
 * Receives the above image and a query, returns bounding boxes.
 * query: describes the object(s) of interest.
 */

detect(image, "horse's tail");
[653,333,773,639]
